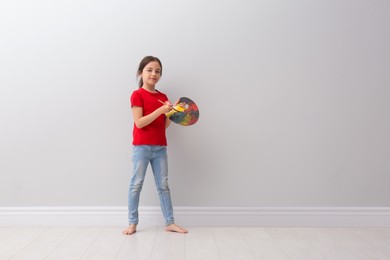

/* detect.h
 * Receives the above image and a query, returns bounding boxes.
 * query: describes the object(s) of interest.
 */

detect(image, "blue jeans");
[128,145,175,225]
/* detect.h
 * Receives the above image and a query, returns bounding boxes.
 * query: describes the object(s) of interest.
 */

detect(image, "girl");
[122,56,188,235]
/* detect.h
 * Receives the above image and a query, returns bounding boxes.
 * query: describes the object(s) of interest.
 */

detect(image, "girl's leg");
[127,146,150,226]
[150,146,175,225]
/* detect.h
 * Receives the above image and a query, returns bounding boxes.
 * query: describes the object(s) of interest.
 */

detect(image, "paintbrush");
[158,99,184,112]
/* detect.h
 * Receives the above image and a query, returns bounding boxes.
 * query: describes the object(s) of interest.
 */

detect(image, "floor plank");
[80,227,125,260]
[294,228,361,260]
[350,227,390,249]
[0,228,22,243]
[343,228,390,259]
[0,226,389,259]
[150,228,186,260]
[265,228,323,260]
[212,227,255,260]
[240,227,291,260]
[185,227,220,260]
[116,226,157,260]
[0,227,46,259]
[45,227,102,260]
[11,227,75,260]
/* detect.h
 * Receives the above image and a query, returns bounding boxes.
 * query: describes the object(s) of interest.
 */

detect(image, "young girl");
[122,56,188,235]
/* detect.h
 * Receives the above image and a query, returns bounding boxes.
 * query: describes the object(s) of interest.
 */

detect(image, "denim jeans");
[128,145,175,226]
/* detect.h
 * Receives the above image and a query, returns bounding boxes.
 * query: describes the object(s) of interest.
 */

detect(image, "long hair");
[136,56,163,88]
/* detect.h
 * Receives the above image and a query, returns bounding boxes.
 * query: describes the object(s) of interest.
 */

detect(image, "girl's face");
[141,61,162,88]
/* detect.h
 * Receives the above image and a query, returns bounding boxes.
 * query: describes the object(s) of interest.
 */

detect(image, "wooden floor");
[0,226,389,259]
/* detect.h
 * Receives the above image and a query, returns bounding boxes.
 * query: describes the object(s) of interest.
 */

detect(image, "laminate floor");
[0,226,389,259]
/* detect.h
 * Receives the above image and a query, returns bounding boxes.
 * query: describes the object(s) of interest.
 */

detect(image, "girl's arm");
[132,104,172,129]
[165,117,171,129]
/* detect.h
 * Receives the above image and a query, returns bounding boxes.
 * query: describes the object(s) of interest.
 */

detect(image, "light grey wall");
[1,0,389,207]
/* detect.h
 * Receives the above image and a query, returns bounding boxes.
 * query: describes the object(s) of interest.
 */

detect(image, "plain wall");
[1,0,389,207]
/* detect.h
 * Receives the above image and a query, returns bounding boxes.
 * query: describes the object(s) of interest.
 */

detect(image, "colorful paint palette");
[167,97,199,126]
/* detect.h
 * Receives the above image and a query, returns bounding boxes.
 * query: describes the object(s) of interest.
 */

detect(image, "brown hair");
[136,56,163,88]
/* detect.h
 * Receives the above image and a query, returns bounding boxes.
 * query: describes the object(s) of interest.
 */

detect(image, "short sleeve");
[130,90,143,108]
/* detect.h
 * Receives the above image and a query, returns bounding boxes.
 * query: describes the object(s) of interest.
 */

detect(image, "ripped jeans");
[127,145,174,226]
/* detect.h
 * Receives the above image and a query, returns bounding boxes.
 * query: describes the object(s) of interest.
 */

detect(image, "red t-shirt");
[130,88,169,146]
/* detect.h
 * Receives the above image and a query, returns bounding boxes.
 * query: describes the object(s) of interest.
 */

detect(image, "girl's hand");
[173,100,187,112]
[158,100,173,114]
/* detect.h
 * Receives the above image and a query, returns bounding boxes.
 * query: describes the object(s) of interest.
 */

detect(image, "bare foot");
[122,224,137,235]
[165,224,188,234]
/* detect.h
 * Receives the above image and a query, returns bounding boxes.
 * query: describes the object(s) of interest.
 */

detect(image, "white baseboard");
[1,207,389,227]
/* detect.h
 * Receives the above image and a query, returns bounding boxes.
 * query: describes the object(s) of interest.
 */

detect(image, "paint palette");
[166,97,199,126]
